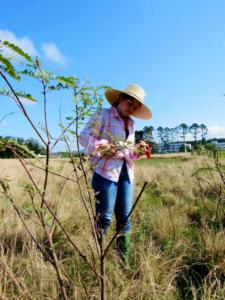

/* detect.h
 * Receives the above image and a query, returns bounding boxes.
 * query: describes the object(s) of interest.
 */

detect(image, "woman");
[79,83,152,264]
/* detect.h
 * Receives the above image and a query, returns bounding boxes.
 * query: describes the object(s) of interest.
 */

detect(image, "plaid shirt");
[79,106,138,182]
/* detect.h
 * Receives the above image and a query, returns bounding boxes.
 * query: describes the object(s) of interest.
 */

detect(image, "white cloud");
[207,125,225,139]
[0,29,67,66]
[0,29,39,56]
[41,42,67,66]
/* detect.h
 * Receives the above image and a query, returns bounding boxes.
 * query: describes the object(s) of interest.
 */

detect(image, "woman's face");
[117,95,141,118]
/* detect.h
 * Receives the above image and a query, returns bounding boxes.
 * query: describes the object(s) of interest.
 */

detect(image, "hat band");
[124,91,144,104]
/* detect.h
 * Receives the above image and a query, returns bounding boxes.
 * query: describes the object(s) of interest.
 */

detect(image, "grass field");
[0,154,225,299]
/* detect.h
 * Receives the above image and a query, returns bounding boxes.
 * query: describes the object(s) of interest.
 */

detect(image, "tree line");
[135,123,209,153]
[135,123,208,144]
[0,136,45,158]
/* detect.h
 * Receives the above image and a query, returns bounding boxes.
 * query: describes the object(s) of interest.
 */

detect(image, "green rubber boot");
[116,232,131,266]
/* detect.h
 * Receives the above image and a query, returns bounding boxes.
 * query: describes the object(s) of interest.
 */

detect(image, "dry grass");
[0,155,225,299]
[151,152,192,159]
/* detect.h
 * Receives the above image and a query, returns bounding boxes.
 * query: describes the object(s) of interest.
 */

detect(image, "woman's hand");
[135,141,151,158]
[97,143,118,158]
[135,142,146,156]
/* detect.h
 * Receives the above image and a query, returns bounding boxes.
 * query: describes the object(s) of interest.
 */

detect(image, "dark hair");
[112,93,136,107]
[120,93,135,101]
[113,101,120,107]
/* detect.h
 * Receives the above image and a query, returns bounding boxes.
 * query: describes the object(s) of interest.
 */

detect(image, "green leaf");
[46,216,53,227]
[83,98,91,105]
[20,69,38,79]
[51,239,65,249]
[0,54,20,80]
[68,130,76,135]
[0,88,37,102]
[16,91,38,102]
[56,76,76,87]
[0,88,11,97]
[3,40,33,62]
[47,82,68,91]
[22,204,34,214]
[66,116,73,121]
[99,85,111,89]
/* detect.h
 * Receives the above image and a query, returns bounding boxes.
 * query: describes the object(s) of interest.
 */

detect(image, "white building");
[210,141,225,150]
[157,142,192,153]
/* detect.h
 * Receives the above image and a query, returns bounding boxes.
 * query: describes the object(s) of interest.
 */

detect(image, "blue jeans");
[92,163,133,233]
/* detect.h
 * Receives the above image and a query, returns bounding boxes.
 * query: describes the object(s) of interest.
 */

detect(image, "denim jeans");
[92,163,133,233]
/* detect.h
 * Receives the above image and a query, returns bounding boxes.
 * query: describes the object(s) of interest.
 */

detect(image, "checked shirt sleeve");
[79,111,104,156]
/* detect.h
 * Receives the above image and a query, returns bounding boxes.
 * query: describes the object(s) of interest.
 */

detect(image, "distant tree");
[164,127,171,141]
[0,138,35,158]
[164,127,171,151]
[150,141,158,154]
[16,137,25,145]
[143,126,154,143]
[135,130,144,143]
[174,126,180,143]
[179,123,188,143]
[189,123,200,142]
[179,123,189,152]
[170,127,177,152]
[25,137,46,154]
[200,124,208,143]
[157,127,164,144]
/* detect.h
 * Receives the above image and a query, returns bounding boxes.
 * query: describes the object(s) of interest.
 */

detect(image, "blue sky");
[1,0,225,149]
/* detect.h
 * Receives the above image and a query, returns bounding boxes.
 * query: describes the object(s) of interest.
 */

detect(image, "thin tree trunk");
[100,230,106,300]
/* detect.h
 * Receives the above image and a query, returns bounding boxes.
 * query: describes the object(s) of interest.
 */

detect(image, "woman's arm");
[79,111,104,156]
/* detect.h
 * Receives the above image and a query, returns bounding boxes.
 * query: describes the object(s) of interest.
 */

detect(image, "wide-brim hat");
[105,84,152,120]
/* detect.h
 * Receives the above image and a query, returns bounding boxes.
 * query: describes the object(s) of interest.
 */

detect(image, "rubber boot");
[116,232,130,266]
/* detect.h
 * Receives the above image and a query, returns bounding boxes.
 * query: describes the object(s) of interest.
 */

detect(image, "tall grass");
[0,155,225,299]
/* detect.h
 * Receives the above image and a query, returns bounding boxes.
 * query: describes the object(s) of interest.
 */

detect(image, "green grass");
[220,150,225,158]
[135,156,191,166]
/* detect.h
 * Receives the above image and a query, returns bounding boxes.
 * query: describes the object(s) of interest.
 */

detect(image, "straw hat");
[105,83,152,120]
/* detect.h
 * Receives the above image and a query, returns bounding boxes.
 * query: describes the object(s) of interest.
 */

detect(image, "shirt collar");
[109,106,134,124]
